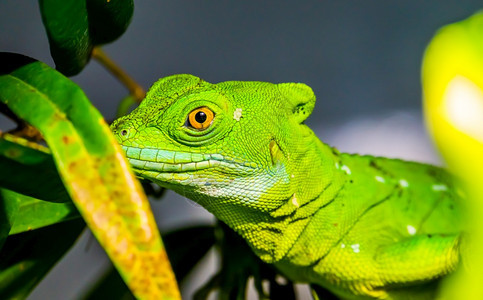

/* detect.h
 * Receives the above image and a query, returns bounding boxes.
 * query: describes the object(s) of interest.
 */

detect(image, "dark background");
[1,1,482,299]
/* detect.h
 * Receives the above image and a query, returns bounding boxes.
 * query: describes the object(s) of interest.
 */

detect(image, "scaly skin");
[111,74,464,299]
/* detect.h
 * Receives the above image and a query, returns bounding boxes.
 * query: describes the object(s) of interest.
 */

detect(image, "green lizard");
[110,74,464,299]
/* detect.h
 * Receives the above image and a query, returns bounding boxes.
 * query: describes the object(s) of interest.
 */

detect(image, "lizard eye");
[186,107,214,130]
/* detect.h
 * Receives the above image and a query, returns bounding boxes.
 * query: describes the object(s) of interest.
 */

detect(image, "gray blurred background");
[1,1,482,299]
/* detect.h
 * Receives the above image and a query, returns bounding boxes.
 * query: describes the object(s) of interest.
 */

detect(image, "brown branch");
[91,47,146,103]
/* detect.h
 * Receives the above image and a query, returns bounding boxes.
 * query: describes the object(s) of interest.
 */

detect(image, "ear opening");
[277,82,316,124]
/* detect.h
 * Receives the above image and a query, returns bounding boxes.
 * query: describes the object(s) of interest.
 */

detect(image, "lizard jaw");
[120,145,257,186]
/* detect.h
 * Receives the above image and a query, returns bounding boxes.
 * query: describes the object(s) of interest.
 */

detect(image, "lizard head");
[111,74,317,217]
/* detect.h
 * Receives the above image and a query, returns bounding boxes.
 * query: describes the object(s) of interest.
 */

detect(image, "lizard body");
[111,74,463,299]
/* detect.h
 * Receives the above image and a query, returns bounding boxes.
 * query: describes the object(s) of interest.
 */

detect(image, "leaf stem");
[91,47,146,103]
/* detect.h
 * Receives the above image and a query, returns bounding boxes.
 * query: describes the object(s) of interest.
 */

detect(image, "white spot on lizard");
[375,176,385,183]
[341,165,351,175]
[233,108,243,121]
[341,243,346,249]
[432,184,448,192]
[351,244,360,253]
[407,225,417,235]
[399,179,409,188]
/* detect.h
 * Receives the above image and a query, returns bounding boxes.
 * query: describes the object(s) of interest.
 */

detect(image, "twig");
[91,47,146,103]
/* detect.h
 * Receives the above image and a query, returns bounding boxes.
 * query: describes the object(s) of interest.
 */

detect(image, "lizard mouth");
[121,145,257,179]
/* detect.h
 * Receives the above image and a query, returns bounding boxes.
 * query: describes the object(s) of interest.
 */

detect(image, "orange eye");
[187,107,214,130]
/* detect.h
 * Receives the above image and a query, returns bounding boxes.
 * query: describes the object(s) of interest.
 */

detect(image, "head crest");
[142,74,211,107]
[277,82,316,123]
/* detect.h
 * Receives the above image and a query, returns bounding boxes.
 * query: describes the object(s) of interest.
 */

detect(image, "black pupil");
[195,111,207,123]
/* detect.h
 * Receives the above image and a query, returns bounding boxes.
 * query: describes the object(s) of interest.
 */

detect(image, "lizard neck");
[223,137,347,263]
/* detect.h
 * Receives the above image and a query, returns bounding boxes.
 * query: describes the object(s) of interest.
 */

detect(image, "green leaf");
[0,53,180,299]
[0,133,80,235]
[39,0,92,76]
[86,0,134,45]
[39,0,134,76]
[9,194,79,235]
[0,133,70,203]
[83,225,215,300]
[0,189,21,250]
[422,11,483,299]
[0,218,85,299]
